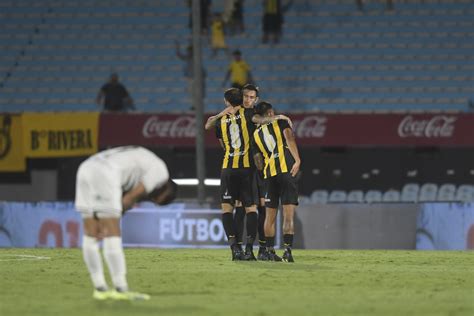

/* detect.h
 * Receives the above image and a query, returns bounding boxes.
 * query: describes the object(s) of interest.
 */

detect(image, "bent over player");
[75,146,177,300]
[252,101,301,262]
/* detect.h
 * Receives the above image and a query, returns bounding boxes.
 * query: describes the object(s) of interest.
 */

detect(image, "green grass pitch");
[0,248,473,316]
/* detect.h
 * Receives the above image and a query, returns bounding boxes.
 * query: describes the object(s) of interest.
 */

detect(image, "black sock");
[222,212,236,246]
[266,236,275,249]
[283,234,294,249]
[257,206,266,247]
[245,211,258,248]
[233,206,245,245]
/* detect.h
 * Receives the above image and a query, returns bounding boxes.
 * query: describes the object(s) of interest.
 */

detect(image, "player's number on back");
[229,122,241,149]
[263,133,276,152]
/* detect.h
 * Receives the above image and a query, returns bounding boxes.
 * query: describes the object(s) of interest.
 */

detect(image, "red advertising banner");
[99,113,474,147]
[99,113,219,147]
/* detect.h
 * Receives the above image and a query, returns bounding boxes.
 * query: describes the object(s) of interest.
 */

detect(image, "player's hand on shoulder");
[277,114,293,128]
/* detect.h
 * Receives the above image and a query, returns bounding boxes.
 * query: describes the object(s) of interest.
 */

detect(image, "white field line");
[0,254,51,262]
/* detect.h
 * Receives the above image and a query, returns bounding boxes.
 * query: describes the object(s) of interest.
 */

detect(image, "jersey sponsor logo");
[228,151,246,157]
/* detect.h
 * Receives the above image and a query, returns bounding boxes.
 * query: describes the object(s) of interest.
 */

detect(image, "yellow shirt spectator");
[229,60,250,87]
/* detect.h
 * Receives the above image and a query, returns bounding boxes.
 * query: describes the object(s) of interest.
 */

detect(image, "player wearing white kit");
[75,146,177,300]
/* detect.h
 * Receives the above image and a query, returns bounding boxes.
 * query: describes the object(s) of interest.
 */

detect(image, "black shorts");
[265,172,299,209]
[254,170,267,200]
[220,168,258,207]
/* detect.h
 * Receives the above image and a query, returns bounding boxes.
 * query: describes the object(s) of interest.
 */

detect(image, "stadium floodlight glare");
[172,178,220,186]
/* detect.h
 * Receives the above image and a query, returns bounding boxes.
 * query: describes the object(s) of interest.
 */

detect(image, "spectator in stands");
[175,41,207,105]
[356,0,394,11]
[262,0,293,44]
[210,13,229,57]
[188,0,212,35]
[222,49,254,89]
[223,0,245,35]
[96,73,134,112]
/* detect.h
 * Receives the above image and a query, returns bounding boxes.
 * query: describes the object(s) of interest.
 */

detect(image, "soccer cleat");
[257,247,269,261]
[93,289,113,300]
[231,245,245,261]
[267,249,283,262]
[109,290,151,301]
[243,247,257,261]
[282,248,295,263]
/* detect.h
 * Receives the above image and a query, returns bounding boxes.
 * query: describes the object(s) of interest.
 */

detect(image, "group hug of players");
[205,84,301,262]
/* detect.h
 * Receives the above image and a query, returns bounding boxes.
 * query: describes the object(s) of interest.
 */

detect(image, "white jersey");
[75,146,169,216]
[90,146,169,193]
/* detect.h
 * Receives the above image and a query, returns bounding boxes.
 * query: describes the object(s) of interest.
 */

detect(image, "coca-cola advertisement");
[99,113,474,147]
[100,113,220,147]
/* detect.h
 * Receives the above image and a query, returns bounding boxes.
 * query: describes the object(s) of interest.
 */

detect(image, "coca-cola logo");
[398,115,456,138]
[142,116,196,138]
[292,116,327,138]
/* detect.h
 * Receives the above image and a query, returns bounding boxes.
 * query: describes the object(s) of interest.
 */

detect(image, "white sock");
[82,236,107,290]
[103,236,128,291]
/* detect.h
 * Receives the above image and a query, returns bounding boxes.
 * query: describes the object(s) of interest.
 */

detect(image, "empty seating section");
[0,0,473,112]
[305,184,474,204]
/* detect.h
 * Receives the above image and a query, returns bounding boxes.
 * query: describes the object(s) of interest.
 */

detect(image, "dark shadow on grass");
[233,261,331,271]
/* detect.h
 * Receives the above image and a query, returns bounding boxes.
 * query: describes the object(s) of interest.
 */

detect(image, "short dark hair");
[242,84,259,97]
[232,49,241,56]
[148,179,178,206]
[255,101,273,116]
[224,88,242,107]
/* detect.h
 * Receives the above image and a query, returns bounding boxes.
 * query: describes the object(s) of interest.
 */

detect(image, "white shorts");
[75,159,122,218]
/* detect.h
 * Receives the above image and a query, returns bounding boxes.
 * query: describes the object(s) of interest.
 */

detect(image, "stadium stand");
[365,190,383,203]
[310,190,329,204]
[418,183,438,202]
[436,183,456,201]
[347,190,364,203]
[305,183,474,204]
[382,189,401,202]
[0,0,473,112]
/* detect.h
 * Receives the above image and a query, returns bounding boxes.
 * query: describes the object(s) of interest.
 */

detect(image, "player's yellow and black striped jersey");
[252,120,294,179]
[215,107,256,169]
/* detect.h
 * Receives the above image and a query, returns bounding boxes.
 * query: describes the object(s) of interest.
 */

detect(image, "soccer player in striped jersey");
[233,84,269,260]
[252,101,301,262]
[211,88,259,260]
[204,88,293,260]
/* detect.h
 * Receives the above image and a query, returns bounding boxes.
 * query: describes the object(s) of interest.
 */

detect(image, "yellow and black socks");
[283,234,294,249]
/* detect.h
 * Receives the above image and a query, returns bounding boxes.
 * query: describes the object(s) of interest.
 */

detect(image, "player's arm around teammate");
[204,103,239,130]
[252,101,301,262]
